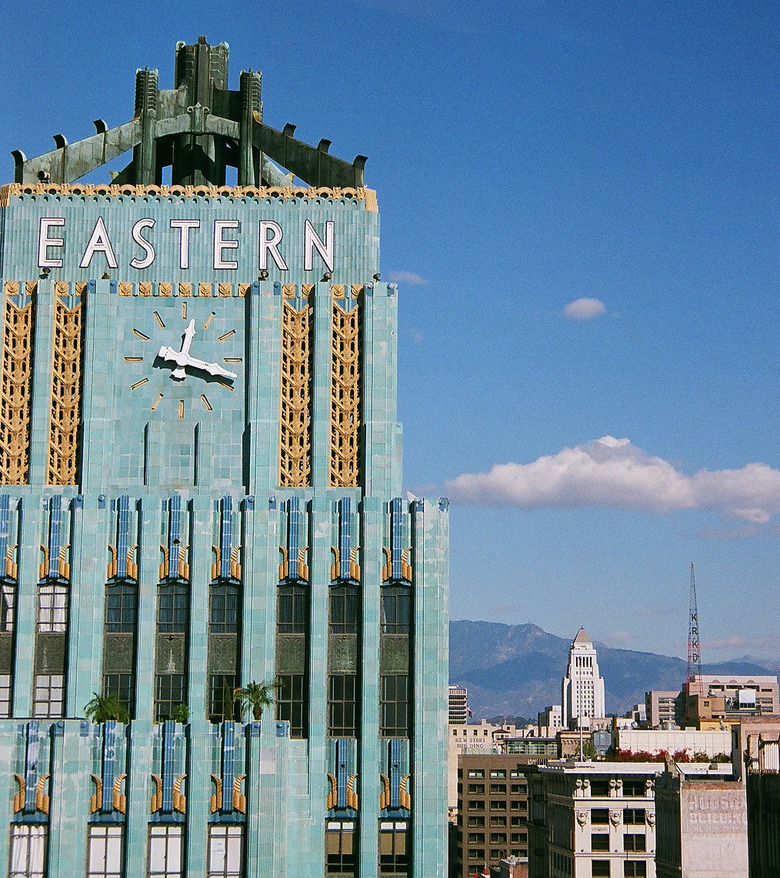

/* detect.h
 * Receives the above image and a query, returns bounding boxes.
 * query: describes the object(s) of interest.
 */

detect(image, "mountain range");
[449,620,779,720]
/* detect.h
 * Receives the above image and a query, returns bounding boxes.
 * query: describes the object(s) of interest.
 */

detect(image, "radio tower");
[687,562,702,683]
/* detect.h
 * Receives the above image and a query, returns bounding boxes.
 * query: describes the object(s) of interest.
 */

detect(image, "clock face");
[121,298,243,418]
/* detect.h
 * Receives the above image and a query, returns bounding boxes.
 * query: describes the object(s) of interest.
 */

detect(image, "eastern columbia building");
[0,37,448,877]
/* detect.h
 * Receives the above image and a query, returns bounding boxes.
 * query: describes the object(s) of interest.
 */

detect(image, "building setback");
[0,38,448,878]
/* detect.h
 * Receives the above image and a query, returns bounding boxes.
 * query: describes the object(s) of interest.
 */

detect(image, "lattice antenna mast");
[687,562,702,683]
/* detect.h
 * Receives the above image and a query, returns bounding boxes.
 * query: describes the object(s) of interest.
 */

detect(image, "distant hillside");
[449,620,777,720]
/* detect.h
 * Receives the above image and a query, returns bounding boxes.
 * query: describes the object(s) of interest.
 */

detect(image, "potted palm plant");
[233,679,280,722]
[85,692,129,724]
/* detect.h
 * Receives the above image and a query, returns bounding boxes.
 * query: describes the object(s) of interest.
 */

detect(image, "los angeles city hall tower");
[0,37,448,878]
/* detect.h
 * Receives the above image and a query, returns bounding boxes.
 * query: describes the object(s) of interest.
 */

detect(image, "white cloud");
[608,631,632,643]
[563,297,606,320]
[388,270,428,286]
[445,436,780,523]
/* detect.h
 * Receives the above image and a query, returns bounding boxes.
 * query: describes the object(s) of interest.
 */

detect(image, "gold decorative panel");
[0,284,34,485]
[47,293,83,485]
[329,299,360,487]
[279,300,312,487]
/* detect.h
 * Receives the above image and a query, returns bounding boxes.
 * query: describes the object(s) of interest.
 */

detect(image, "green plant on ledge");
[233,679,280,722]
[173,704,190,724]
[84,692,129,724]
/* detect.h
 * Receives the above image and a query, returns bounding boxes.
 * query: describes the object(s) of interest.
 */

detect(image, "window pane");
[210,583,240,634]
[157,583,189,633]
[105,582,137,632]
[277,584,308,634]
[1,583,16,632]
[381,585,412,634]
[37,583,68,632]
[329,585,359,634]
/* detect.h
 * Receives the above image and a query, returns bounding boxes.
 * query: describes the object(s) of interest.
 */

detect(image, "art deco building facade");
[0,38,448,877]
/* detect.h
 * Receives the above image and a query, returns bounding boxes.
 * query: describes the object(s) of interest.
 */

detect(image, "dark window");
[276,673,307,737]
[467,833,484,844]
[103,673,133,715]
[329,585,359,634]
[468,801,485,811]
[467,816,484,827]
[380,674,409,737]
[510,784,526,795]
[490,849,506,860]
[277,584,308,634]
[379,820,409,875]
[591,809,609,825]
[157,583,188,633]
[380,585,412,634]
[490,784,507,794]
[624,863,647,877]
[590,780,610,797]
[592,861,610,877]
[623,834,646,852]
[489,817,506,828]
[209,674,236,722]
[622,778,646,797]
[209,582,240,634]
[468,784,484,794]
[155,674,186,722]
[0,582,16,632]
[105,582,137,632]
[591,834,609,852]
[623,809,646,825]
[489,801,507,811]
[328,674,357,737]
[467,849,485,861]
[489,833,507,843]
[325,820,356,876]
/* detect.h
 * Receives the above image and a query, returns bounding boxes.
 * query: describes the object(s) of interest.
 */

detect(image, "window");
[277,584,307,634]
[489,783,506,794]
[490,769,506,778]
[329,585,359,635]
[9,825,47,878]
[510,817,523,827]
[623,834,646,852]
[467,769,485,778]
[380,585,411,634]
[468,832,484,843]
[510,800,526,811]
[590,780,610,797]
[623,809,645,825]
[624,863,647,877]
[325,820,356,875]
[468,800,485,811]
[276,673,306,737]
[155,674,186,722]
[591,833,609,852]
[1,582,16,631]
[510,833,526,843]
[103,673,133,715]
[105,582,137,632]
[208,825,243,878]
[209,583,240,634]
[209,674,237,722]
[489,817,506,828]
[489,833,507,843]
[622,778,645,797]
[157,583,189,633]
[380,675,409,737]
[467,816,484,827]
[32,674,64,717]
[87,825,123,878]
[510,784,526,794]
[147,825,182,878]
[37,583,68,631]
[468,784,484,794]
[0,673,11,717]
[328,674,357,737]
[467,850,485,861]
[489,800,506,811]
[379,820,409,875]
[591,809,609,825]
[490,849,506,860]
[592,862,610,877]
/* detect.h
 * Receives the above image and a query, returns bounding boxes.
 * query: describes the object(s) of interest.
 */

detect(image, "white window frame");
[207,825,243,878]
[147,825,183,878]
[87,825,124,878]
[9,824,47,878]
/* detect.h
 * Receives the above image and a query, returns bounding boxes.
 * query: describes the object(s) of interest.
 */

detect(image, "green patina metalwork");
[12,36,366,189]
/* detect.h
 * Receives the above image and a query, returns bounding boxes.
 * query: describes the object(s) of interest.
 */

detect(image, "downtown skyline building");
[0,37,448,877]
[561,628,606,729]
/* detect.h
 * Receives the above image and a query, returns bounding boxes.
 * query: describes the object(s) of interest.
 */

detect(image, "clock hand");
[180,319,196,357]
[177,353,238,380]
[157,318,237,380]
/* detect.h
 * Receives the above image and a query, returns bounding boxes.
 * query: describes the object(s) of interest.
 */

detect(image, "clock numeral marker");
[224,358,242,363]
[154,311,165,328]
[217,379,235,391]
[203,312,215,330]
[132,329,150,341]
[217,330,235,342]
[151,394,164,411]
[124,357,143,362]
[178,400,184,419]
[181,302,187,320]
[201,394,213,412]
[130,378,148,390]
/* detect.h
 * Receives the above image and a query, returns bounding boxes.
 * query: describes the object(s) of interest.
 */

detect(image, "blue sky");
[1,1,778,662]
